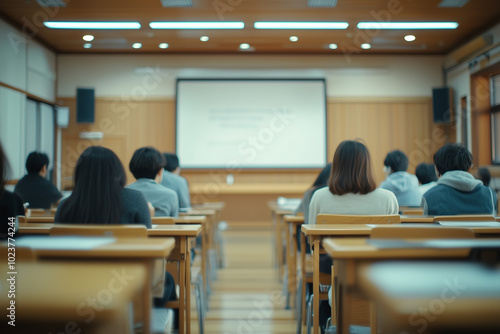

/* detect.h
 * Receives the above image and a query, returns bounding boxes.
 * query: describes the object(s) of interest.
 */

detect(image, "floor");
[190,228,297,334]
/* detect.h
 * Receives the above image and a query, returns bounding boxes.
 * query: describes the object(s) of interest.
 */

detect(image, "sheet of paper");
[437,221,500,227]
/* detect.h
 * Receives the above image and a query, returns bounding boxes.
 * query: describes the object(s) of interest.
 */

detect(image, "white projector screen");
[176,79,327,169]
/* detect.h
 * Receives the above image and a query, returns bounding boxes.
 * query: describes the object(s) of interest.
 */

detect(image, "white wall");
[57,54,445,98]
[0,19,27,91]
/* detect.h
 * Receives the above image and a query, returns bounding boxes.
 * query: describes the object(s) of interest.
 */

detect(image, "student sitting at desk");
[0,141,24,239]
[294,163,331,252]
[380,150,421,206]
[161,152,191,211]
[422,143,497,215]
[309,140,398,327]
[127,147,179,217]
[54,146,177,308]
[415,162,438,197]
[14,151,62,209]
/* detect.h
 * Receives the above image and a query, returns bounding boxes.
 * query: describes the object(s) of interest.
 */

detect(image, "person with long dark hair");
[55,146,151,225]
[54,146,176,309]
[0,141,25,238]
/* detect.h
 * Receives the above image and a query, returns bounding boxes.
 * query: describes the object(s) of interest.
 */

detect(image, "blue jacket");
[380,171,421,206]
[422,170,496,215]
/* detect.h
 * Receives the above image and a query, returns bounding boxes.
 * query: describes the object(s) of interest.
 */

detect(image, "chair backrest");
[49,224,148,238]
[27,216,55,224]
[400,208,424,215]
[433,215,495,222]
[151,217,175,225]
[317,214,401,225]
[17,215,27,224]
[371,225,475,239]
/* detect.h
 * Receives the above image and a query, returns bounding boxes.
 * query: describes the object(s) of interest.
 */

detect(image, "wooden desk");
[357,261,500,333]
[175,215,210,300]
[272,208,293,280]
[322,238,477,334]
[301,224,374,334]
[149,224,202,334]
[17,236,175,334]
[0,261,145,333]
[26,216,55,223]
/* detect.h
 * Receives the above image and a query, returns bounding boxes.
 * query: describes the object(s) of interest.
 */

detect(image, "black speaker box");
[76,88,95,123]
[432,87,453,123]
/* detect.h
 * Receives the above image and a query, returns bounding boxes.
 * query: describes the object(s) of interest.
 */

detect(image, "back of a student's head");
[433,143,472,176]
[60,146,126,224]
[384,150,409,172]
[476,167,491,186]
[415,163,437,185]
[0,141,9,190]
[329,140,376,195]
[26,152,49,174]
[163,152,179,172]
[130,147,165,180]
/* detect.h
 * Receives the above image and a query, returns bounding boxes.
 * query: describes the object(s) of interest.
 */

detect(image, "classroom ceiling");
[1,0,500,56]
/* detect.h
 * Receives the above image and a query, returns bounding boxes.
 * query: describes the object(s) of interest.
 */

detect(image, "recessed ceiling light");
[239,43,250,50]
[44,22,141,29]
[254,22,348,29]
[361,43,371,49]
[357,22,458,29]
[404,35,416,42]
[200,36,209,42]
[159,43,169,49]
[289,36,299,42]
[83,43,92,49]
[150,22,244,29]
[132,43,142,49]
[328,43,338,49]
[82,35,94,41]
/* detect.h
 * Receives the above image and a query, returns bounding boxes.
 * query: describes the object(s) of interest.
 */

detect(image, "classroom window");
[491,74,500,164]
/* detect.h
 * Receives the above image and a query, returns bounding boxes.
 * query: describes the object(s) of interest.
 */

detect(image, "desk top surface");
[0,261,145,322]
[322,238,472,259]
[358,261,500,327]
[149,224,202,236]
[174,216,207,223]
[10,236,175,258]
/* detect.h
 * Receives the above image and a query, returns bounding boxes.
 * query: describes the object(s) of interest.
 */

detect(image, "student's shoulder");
[122,187,147,201]
[373,187,398,200]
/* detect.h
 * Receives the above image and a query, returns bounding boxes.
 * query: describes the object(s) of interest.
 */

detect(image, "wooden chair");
[27,216,55,224]
[151,217,175,225]
[371,225,475,239]
[50,224,148,237]
[433,215,496,222]
[400,208,424,215]
[317,214,401,225]
[17,215,27,224]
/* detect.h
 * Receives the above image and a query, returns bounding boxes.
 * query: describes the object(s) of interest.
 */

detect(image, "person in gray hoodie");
[422,143,497,215]
[380,150,421,206]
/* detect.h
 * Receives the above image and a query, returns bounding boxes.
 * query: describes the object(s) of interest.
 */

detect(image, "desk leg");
[291,223,298,312]
[277,213,284,281]
[313,239,320,334]
[202,224,209,310]
[335,260,351,334]
[143,260,153,334]
[186,238,192,334]
[370,301,377,334]
[285,218,292,309]
[301,233,307,326]
[179,237,186,334]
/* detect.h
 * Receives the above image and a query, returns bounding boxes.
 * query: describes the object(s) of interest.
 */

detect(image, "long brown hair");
[329,140,376,195]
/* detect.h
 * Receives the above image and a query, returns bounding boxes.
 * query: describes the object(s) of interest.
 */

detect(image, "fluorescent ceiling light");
[44,22,141,29]
[357,22,458,29]
[82,35,94,41]
[254,22,348,29]
[150,22,244,29]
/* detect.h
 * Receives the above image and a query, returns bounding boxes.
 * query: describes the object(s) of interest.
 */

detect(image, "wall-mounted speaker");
[432,87,453,124]
[76,88,95,123]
